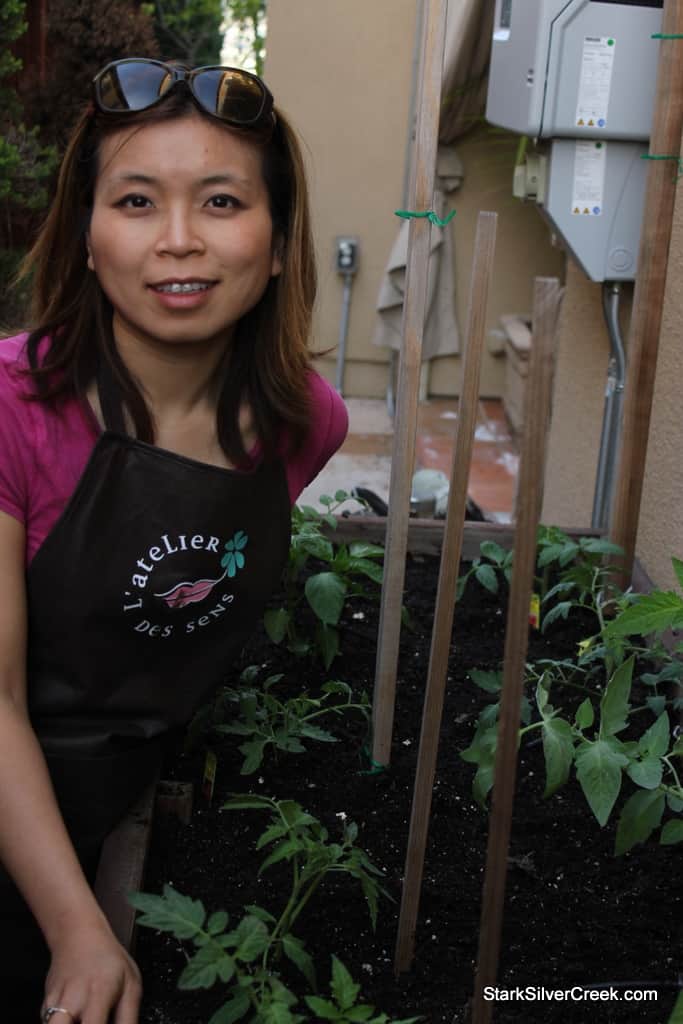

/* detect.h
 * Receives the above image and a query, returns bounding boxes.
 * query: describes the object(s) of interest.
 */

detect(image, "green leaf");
[264,608,289,644]
[580,537,624,557]
[299,722,338,742]
[667,991,683,1024]
[469,669,502,694]
[208,988,251,1024]
[575,698,594,730]
[540,602,573,631]
[475,563,499,594]
[222,795,274,811]
[207,910,229,935]
[541,717,575,797]
[607,590,683,638]
[319,494,334,506]
[480,540,507,565]
[331,955,361,1010]
[244,904,276,923]
[316,622,340,669]
[599,657,634,736]
[638,712,670,759]
[575,740,629,826]
[347,557,385,585]
[305,572,347,625]
[303,995,340,1018]
[349,542,385,559]
[282,933,316,988]
[614,789,665,855]
[179,944,235,989]
[334,489,349,501]
[300,534,335,561]
[660,819,683,845]
[671,556,683,592]
[626,757,663,790]
[667,794,683,812]
[239,738,268,774]
[646,695,667,717]
[232,915,270,962]
[128,885,205,939]
[259,838,301,874]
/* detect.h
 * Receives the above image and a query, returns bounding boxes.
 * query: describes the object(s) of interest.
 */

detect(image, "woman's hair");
[16,83,317,463]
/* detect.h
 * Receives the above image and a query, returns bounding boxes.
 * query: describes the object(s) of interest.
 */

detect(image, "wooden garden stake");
[472,278,561,1024]
[372,0,448,767]
[609,0,683,587]
[394,211,498,974]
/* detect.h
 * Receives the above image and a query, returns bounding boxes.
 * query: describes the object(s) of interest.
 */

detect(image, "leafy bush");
[264,492,386,669]
[211,668,370,774]
[461,553,683,855]
[130,796,420,1022]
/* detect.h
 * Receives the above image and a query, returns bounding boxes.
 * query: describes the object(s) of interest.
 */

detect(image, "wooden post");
[471,278,561,1024]
[371,0,448,767]
[394,211,498,973]
[609,0,683,585]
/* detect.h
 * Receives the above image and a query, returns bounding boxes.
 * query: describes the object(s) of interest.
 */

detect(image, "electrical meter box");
[486,0,663,141]
[533,140,648,280]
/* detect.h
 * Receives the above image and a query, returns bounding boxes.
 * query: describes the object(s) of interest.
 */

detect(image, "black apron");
[3,427,291,1013]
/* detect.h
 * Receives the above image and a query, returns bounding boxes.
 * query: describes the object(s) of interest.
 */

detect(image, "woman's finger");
[112,975,143,1024]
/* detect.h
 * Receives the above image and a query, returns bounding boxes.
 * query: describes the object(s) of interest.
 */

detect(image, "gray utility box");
[486,0,663,141]
[515,139,649,281]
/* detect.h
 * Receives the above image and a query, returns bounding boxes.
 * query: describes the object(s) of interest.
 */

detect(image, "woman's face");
[87,112,282,352]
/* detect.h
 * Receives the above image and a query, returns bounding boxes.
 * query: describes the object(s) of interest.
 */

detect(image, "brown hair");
[16,84,317,463]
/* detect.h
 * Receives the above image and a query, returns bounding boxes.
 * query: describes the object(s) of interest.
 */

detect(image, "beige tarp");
[373,0,493,361]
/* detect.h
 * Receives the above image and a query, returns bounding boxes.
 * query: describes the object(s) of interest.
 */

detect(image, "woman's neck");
[112,313,231,423]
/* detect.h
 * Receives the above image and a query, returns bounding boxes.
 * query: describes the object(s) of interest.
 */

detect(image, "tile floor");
[299,396,519,523]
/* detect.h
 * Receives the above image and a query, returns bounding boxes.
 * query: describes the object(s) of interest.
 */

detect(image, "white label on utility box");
[572,141,607,216]
[575,36,616,129]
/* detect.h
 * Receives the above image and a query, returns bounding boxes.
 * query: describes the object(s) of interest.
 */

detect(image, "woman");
[0,59,347,1023]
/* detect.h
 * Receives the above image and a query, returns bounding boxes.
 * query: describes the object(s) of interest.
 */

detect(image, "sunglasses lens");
[97,61,173,111]
[193,69,265,123]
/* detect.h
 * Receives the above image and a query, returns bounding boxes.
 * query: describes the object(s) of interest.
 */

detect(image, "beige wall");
[265,0,417,398]
[542,182,683,591]
[265,0,564,399]
[635,160,683,590]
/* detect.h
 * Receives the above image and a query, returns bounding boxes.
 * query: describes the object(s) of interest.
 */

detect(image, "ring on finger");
[42,1007,74,1022]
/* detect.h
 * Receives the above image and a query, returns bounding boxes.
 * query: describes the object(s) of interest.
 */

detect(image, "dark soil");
[136,554,681,1024]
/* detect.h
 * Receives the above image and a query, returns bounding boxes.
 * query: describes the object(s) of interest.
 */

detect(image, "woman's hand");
[42,922,142,1024]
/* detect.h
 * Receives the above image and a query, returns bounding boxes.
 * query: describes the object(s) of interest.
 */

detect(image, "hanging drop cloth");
[372,0,494,362]
[372,147,463,360]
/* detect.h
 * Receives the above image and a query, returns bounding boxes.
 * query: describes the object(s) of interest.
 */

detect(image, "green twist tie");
[652,33,683,39]
[640,154,683,180]
[395,208,456,227]
[358,744,387,776]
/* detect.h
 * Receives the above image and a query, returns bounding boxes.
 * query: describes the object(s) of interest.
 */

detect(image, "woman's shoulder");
[0,332,35,402]
[305,367,348,451]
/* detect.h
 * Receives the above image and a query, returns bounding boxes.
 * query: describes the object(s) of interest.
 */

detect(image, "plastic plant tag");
[202,749,217,804]
[529,593,540,629]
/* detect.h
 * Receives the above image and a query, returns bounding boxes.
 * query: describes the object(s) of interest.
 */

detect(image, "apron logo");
[122,530,248,639]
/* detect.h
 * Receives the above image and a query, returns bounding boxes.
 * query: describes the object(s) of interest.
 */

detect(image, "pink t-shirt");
[0,334,348,566]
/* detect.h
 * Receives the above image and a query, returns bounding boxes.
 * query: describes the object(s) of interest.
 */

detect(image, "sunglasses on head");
[92,58,275,131]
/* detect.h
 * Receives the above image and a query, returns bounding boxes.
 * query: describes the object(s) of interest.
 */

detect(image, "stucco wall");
[634,154,683,590]
[542,190,682,592]
[265,0,564,398]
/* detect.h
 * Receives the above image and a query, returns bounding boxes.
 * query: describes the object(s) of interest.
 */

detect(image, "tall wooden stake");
[609,0,683,585]
[394,211,498,973]
[472,278,561,1024]
[372,0,448,766]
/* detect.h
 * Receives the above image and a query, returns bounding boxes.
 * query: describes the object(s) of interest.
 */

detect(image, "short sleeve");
[285,371,349,504]
[0,361,30,524]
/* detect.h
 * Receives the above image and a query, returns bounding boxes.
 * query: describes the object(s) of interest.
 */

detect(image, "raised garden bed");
[109,520,681,1024]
